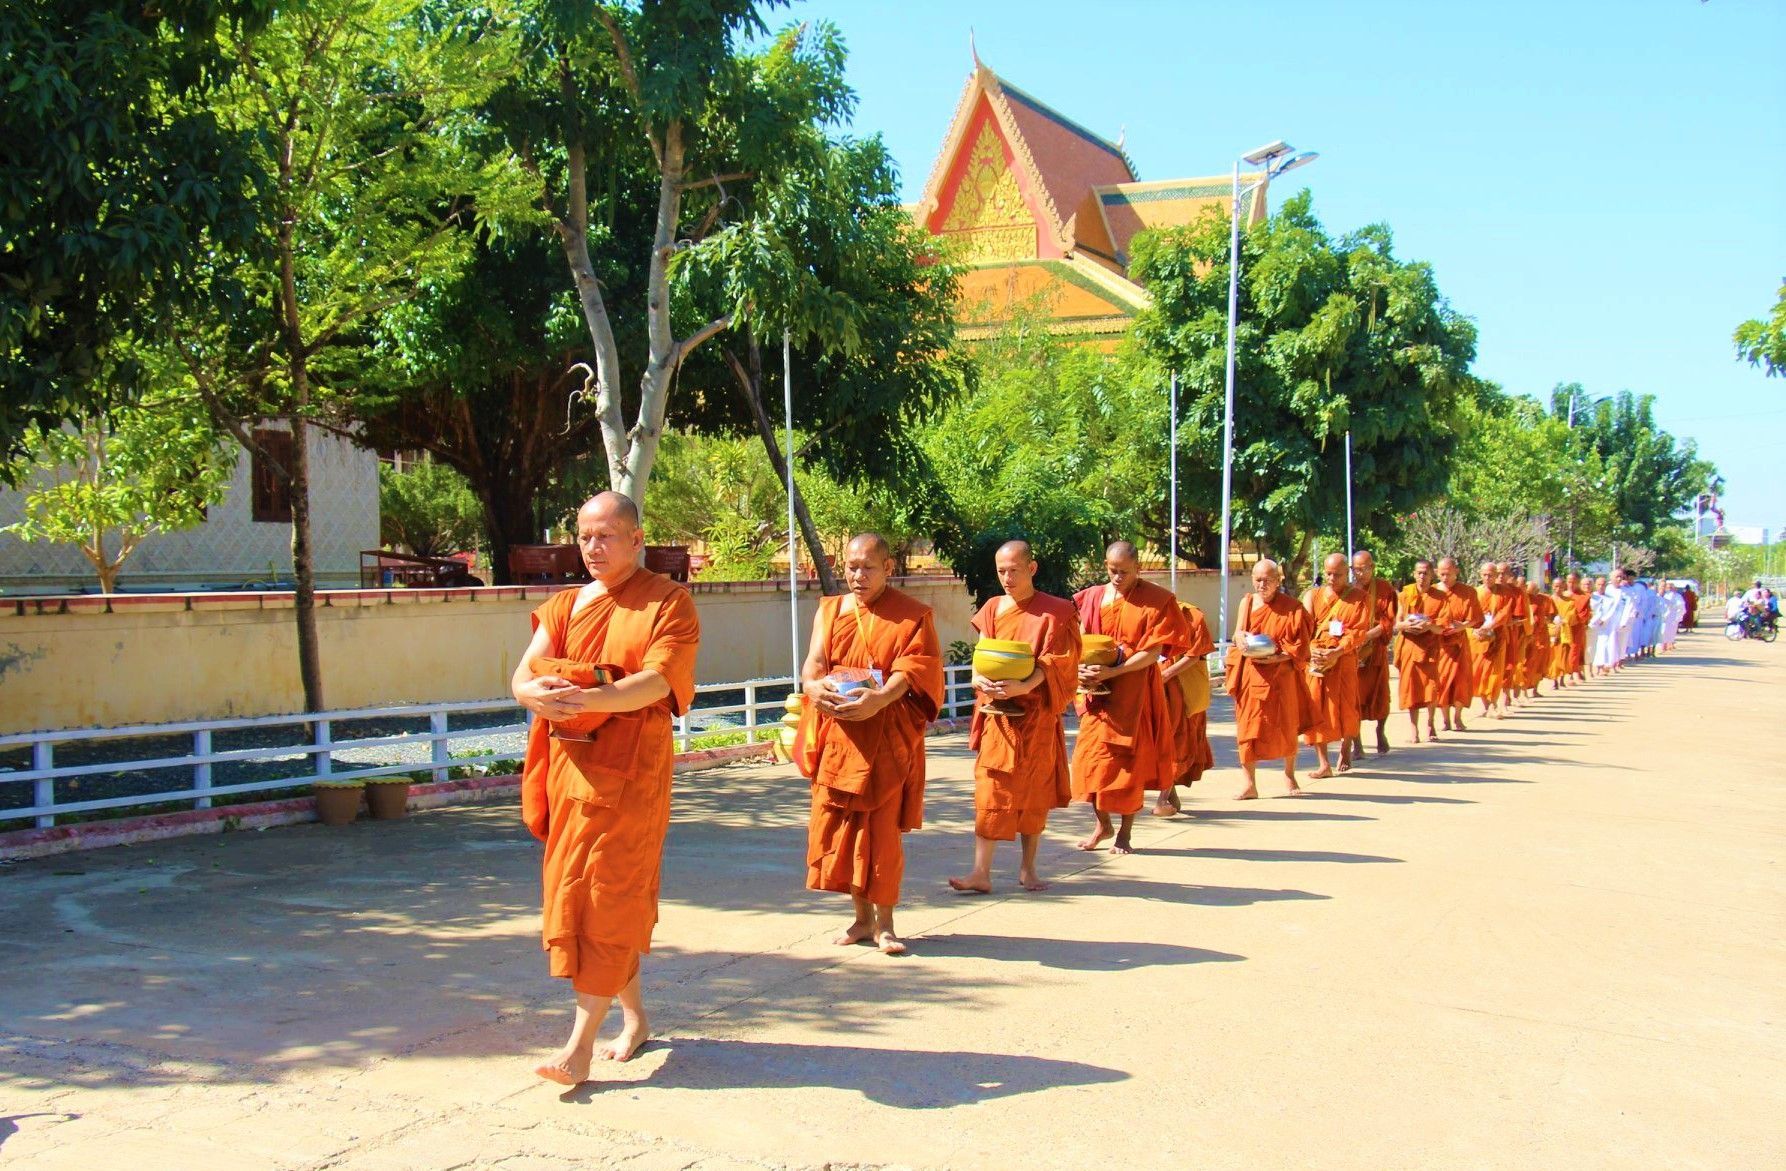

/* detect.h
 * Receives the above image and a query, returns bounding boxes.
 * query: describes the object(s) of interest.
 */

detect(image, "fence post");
[315,719,333,779]
[33,740,53,829]
[430,710,449,783]
[744,681,758,742]
[194,729,213,809]
[676,711,689,754]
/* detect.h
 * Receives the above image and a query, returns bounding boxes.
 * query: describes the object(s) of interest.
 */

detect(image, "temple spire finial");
[970,28,981,71]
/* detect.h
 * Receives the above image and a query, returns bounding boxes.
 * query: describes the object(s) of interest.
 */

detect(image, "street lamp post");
[1216,141,1318,662]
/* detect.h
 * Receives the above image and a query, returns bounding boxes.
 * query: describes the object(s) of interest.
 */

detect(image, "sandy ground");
[2,634,1781,1171]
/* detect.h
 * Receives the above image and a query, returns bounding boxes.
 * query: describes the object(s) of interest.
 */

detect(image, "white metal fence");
[0,666,981,830]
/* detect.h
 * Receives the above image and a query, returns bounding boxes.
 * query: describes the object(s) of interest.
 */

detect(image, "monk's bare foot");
[833,920,875,946]
[1076,825,1110,851]
[1454,717,1468,731]
[947,874,992,895]
[1110,834,1135,855]
[1018,871,1050,892]
[534,1046,591,1086]
[876,930,907,956]
[1151,788,1180,817]
[598,1015,649,1063]
[1309,766,1335,780]
[1376,731,1390,755]
[1336,757,1353,773]
[1282,782,1308,797]
[1235,786,1259,800]
[1410,728,1423,744]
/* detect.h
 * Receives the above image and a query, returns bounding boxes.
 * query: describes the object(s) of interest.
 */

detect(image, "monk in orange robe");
[1347,550,1398,758]
[512,492,701,1086]
[1524,579,1555,698]
[1559,571,1593,682]
[1230,559,1315,799]
[1070,540,1188,853]
[1395,559,1449,742]
[1472,561,1518,719]
[1434,557,1484,732]
[802,532,945,955]
[949,540,1080,894]
[1503,565,1534,704]
[1300,551,1372,778]
[1155,598,1217,816]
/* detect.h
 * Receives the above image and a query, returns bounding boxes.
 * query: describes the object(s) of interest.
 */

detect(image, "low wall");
[0,570,1248,735]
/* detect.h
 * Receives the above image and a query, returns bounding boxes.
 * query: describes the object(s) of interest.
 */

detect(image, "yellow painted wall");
[0,578,982,734]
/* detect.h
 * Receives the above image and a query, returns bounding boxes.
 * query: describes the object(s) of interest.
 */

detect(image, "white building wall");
[0,424,378,593]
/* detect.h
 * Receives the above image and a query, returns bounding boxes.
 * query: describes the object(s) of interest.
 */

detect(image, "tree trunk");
[276,188,324,712]
[725,339,841,596]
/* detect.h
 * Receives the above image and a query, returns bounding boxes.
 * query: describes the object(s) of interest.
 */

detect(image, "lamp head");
[1242,140,1291,166]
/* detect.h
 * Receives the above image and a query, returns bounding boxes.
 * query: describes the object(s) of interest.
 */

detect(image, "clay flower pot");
[313,781,365,826]
[365,778,411,821]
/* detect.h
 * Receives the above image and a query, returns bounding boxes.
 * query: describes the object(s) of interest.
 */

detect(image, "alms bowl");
[1081,634,1120,667]
[1239,633,1279,658]
[972,638,1035,682]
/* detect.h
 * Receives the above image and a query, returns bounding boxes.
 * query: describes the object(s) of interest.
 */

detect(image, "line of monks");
[509,492,1649,1087]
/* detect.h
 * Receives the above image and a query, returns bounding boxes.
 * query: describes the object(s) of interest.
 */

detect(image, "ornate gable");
[937,120,1036,262]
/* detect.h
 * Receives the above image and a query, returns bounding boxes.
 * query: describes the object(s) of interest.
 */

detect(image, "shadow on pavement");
[1059,876,1331,907]
[570,1037,1129,1108]
[908,933,1245,971]
[1147,847,1404,864]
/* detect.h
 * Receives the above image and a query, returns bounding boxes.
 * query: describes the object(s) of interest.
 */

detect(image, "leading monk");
[1231,559,1314,798]
[512,491,701,1086]
[802,533,945,955]
[949,541,1080,894]
[1071,541,1188,853]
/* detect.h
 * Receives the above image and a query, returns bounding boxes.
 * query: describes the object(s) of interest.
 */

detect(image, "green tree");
[1550,386,1715,552]
[1734,280,1786,377]
[378,460,485,560]
[1131,193,1480,584]
[174,0,528,709]
[0,0,269,473]
[3,382,234,593]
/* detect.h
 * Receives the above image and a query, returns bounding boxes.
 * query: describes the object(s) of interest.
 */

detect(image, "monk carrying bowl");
[1079,634,1121,696]
[972,637,1036,718]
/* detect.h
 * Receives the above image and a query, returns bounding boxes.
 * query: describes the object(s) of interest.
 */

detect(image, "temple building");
[913,59,1269,344]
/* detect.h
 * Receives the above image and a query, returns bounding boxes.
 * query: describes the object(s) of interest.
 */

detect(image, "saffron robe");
[521,571,700,997]
[1355,578,1398,723]
[1070,579,1188,814]
[1565,591,1593,673]
[1395,583,1449,710]
[1472,583,1519,700]
[1231,592,1315,766]
[806,587,944,907]
[1300,584,1371,746]
[1435,583,1484,707]
[1527,593,1556,683]
[1173,602,1216,784]
[1506,588,1533,690]
[967,591,1080,840]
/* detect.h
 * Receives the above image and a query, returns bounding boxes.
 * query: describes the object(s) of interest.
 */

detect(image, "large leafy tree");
[1131,193,1480,583]
[174,0,527,709]
[1548,385,1715,554]
[0,0,268,473]
[1734,280,1785,377]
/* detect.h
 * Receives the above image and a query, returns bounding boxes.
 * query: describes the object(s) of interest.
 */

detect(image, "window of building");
[251,428,294,523]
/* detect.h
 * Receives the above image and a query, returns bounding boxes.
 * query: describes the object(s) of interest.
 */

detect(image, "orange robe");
[520,571,701,998]
[1070,579,1189,814]
[1231,592,1315,766]
[1506,589,1533,691]
[1472,584,1519,699]
[1355,578,1397,723]
[1528,593,1558,682]
[967,591,1080,840]
[1395,583,1448,710]
[1300,584,1371,746]
[1561,590,1592,674]
[1172,602,1216,784]
[1435,583,1483,707]
[806,587,944,907]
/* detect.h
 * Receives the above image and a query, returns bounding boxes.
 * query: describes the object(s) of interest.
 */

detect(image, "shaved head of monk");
[1436,558,1460,586]
[1104,541,1140,594]
[1323,551,1349,587]
[994,540,1038,601]
[1413,559,1435,588]
[1351,550,1376,583]
[843,533,895,603]
[1479,560,1498,585]
[1566,571,1581,589]
[1252,558,1283,600]
[576,492,644,585]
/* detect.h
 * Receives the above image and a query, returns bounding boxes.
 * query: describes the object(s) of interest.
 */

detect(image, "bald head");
[1352,549,1376,582]
[843,532,894,603]
[1103,540,1140,594]
[847,532,892,561]
[1322,551,1349,587]
[994,539,1038,601]
[996,539,1034,563]
[575,491,644,585]
[1105,540,1139,564]
[1252,558,1283,597]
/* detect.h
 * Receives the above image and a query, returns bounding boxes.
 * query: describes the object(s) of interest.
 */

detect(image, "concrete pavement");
[1,635,1781,1170]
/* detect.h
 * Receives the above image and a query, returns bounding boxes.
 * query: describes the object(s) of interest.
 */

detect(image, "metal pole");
[1218,161,1241,658]
[1344,430,1355,567]
[1169,371,1178,598]
[784,331,799,679]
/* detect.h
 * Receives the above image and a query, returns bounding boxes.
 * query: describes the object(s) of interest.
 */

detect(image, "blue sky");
[798,0,1786,534]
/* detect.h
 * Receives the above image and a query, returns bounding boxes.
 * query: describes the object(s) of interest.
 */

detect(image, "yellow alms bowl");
[1081,634,1119,667]
[973,637,1035,682]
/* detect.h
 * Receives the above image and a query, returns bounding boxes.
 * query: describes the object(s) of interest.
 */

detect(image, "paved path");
[2,636,1781,1170]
